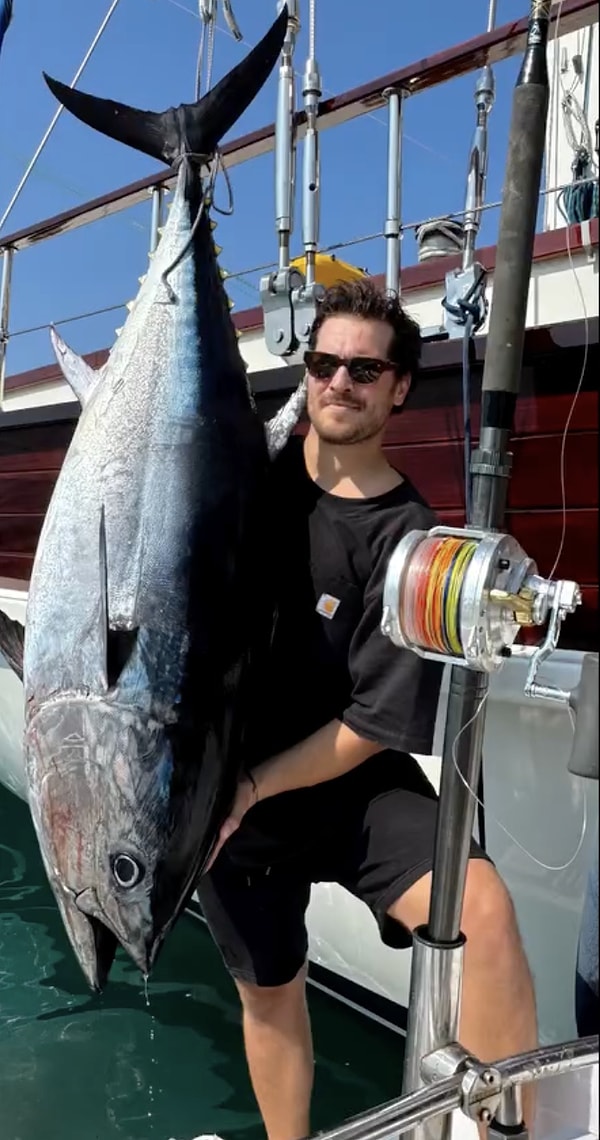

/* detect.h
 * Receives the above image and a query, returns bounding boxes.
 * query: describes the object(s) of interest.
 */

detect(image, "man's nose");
[327,364,353,392]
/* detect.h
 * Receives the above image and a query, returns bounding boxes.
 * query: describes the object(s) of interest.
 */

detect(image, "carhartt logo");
[316,593,340,620]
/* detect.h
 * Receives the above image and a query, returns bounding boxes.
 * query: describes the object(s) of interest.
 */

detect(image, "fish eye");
[111,853,145,889]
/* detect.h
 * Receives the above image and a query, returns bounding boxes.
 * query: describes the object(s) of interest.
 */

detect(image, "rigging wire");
[0,0,124,236]
[458,0,497,523]
[157,0,459,169]
[8,170,592,338]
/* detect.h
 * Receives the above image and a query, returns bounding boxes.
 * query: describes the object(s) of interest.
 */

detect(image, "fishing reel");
[381,525,582,702]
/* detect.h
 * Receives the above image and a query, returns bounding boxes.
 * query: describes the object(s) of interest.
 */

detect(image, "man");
[197,280,537,1140]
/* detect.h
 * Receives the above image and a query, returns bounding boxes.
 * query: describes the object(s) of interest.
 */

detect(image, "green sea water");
[0,783,403,1140]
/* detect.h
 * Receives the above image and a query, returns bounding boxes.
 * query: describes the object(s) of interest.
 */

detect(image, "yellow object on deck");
[290,253,367,289]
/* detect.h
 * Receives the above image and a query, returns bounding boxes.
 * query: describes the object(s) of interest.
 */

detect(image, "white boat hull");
[0,582,597,1139]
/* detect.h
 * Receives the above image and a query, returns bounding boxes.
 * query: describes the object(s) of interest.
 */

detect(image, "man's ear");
[393,373,411,407]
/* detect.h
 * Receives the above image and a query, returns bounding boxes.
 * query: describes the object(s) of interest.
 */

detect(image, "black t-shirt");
[232,434,444,862]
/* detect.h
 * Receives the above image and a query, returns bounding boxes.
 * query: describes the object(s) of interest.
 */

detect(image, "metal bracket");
[291,279,325,347]
[442,262,488,341]
[470,446,512,480]
[260,266,305,356]
[421,1044,503,1127]
[460,1061,503,1125]
[260,268,324,357]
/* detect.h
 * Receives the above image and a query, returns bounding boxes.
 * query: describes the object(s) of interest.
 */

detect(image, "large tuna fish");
[0,5,305,991]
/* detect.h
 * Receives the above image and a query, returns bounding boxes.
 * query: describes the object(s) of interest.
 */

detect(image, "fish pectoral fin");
[98,505,141,690]
[0,610,25,681]
[265,377,307,459]
[50,326,103,406]
[107,627,139,689]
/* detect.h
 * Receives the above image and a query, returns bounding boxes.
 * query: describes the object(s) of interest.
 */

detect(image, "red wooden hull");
[1,320,597,653]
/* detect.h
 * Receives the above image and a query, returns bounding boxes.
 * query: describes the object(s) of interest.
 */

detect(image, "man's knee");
[460,862,524,963]
[389,859,523,958]
[235,965,308,1023]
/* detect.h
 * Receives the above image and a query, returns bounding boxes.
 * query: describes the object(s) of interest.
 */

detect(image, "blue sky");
[0,0,531,377]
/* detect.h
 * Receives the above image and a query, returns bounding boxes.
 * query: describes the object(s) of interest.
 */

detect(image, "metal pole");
[384,88,404,296]
[0,0,123,236]
[402,3,553,1135]
[301,0,322,288]
[491,1085,527,1139]
[0,246,14,407]
[274,1,298,273]
[461,65,495,271]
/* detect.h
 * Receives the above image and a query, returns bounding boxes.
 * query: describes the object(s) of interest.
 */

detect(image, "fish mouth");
[58,890,119,991]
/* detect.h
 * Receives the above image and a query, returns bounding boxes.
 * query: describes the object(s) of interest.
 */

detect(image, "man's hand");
[203,774,259,873]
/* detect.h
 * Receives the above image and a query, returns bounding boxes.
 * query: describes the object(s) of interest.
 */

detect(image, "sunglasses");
[303,350,397,386]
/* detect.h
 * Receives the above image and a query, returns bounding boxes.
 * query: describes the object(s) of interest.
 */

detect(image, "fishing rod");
[382,4,586,1137]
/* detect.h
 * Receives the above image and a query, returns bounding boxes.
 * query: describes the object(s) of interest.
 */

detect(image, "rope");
[196,0,216,98]
[195,0,242,98]
[559,173,599,226]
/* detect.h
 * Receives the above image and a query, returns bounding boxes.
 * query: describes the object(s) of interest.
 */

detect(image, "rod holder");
[403,928,466,1140]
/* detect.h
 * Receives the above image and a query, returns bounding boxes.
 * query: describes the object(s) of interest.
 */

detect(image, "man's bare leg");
[390,859,538,1131]
[236,965,313,1140]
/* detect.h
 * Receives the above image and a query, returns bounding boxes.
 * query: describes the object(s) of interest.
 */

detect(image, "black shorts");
[196,752,489,988]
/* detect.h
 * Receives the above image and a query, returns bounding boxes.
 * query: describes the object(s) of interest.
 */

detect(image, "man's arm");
[251,718,384,801]
[203,721,383,871]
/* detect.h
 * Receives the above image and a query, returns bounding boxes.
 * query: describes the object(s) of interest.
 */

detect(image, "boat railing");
[307,1036,599,1140]
[0,0,597,401]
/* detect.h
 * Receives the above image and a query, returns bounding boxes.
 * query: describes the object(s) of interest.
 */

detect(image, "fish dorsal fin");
[0,610,25,682]
[51,326,103,406]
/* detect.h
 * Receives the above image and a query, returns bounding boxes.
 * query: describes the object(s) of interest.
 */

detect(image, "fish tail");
[42,5,287,166]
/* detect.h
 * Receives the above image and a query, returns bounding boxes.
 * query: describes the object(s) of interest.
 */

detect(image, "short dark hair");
[308,279,422,390]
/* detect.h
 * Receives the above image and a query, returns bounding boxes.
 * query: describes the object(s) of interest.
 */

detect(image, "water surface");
[0,784,403,1140]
